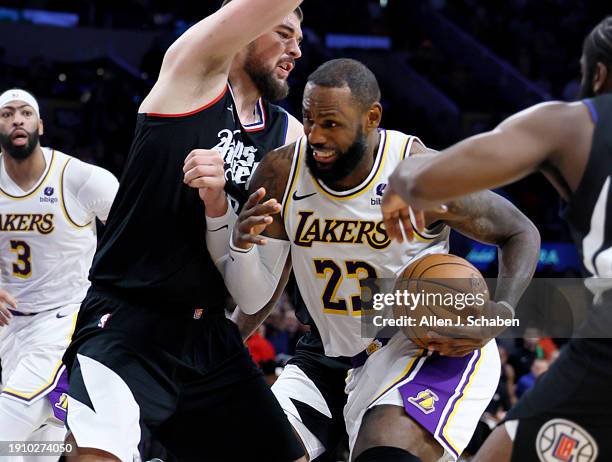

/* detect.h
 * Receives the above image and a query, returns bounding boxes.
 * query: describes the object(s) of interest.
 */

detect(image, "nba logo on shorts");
[407,389,439,415]
[44,187,54,196]
[536,418,598,462]
[98,313,111,328]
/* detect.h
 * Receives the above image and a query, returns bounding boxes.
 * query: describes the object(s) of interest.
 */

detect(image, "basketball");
[392,253,490,348]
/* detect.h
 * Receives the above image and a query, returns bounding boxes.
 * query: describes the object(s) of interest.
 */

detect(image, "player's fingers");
[383,211,403,243]
[236,230,268,246]
[0,291,17,309]
[244,188,267,211]
[413,209,426,232]
[238,215,273,232]
[240,200,280,224]
[183,165,221,183]
[399,208,414,242]
[0,305,12,326]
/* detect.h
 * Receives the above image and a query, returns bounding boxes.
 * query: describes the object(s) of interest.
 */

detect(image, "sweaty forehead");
[303,84,354,116]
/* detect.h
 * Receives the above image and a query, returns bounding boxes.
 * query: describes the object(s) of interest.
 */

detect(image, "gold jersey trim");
[0,150,56,199]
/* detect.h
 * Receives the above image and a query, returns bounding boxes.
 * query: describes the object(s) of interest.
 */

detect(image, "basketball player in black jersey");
[62,1,306,461]
[382,16,612,462]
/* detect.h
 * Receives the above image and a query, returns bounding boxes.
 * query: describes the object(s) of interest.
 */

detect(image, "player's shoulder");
[382,129,432,157]
[250,140,299,194]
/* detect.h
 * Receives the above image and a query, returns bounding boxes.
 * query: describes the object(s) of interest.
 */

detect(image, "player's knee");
[354,446,421,462]
[354,405,442,462]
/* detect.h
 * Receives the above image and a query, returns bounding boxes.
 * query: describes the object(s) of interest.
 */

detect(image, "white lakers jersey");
[282,130,450,357]
[0,148,114,314]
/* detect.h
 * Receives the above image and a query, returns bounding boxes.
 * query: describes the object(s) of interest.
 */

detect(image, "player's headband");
[0,89,40,118]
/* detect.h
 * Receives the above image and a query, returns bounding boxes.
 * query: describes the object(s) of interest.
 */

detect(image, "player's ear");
[38,118,44,136]
[366,102,382,129]
[593,62,609,94]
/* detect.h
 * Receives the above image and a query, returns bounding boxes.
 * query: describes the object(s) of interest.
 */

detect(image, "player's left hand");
[183,149,227,217]
[425,332,488,357]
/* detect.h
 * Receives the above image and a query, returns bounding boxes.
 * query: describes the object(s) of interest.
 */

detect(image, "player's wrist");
[203,191,228,218]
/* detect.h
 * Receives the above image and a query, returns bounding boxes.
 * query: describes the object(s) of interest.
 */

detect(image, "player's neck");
[329,131,381,191]
[2,146,46,191]
[228,67,263,126]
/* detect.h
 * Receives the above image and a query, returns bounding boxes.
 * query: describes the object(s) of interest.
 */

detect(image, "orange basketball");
[392,253,490,348]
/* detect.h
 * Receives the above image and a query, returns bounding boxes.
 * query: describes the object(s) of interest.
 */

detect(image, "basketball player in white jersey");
[0,89,119,453]
[194,59,540,461]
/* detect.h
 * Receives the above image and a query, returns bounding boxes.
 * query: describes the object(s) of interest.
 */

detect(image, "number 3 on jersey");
[313,259,378,316]
[10,240,32,278]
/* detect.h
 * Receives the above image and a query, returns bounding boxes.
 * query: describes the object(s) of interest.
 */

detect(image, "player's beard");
[244,50,290,102]
[0,129,39,160]
[306,127,369,186]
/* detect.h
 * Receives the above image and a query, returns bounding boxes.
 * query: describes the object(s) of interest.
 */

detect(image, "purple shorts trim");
[397,350,482,458]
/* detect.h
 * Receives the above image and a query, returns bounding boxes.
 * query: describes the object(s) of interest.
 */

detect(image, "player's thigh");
[66,333,177,462]
[345,334,500,461]
[161,372,304,462]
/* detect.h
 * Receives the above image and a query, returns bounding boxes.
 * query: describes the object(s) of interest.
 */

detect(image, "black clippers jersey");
[90,84,290,309]
[563,94,612,279]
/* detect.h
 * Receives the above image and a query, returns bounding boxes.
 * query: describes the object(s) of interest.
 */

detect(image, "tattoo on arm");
[440,190,541,306]
[247,143,295,240]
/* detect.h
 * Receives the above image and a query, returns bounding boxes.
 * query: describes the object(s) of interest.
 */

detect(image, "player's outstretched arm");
[222,143,295,314]
[385,102,574,212]
[140,0,303,115]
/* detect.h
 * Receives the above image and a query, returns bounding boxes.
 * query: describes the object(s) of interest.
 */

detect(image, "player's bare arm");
[140,0,303,115]
[425,190,541,356]
[382,102,590,236]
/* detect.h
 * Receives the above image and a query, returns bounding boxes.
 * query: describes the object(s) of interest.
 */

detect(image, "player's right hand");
[0,289,17,326]
[183,149,227,217]
[232,187,281,250]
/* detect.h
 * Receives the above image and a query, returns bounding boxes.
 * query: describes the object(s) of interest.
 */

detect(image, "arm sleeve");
[224,237,290,314]
[205,204,238,269]
[64,159,119,223]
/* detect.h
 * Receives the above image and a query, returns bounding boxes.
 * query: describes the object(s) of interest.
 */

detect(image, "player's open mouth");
[10,130,28,146]
[277,61,294,78]
[313,150,337,164]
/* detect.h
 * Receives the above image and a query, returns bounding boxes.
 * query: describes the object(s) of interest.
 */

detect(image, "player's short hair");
[306,58,381,111]
[220,0,303,22]
[583,16,612,70]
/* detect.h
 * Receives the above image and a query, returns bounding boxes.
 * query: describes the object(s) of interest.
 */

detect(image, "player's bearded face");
[0,124,40,160]
[306,125,369,184]
[244,43,293,102]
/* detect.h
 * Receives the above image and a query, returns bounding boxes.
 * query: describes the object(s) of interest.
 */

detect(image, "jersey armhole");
[60,157,94,229]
